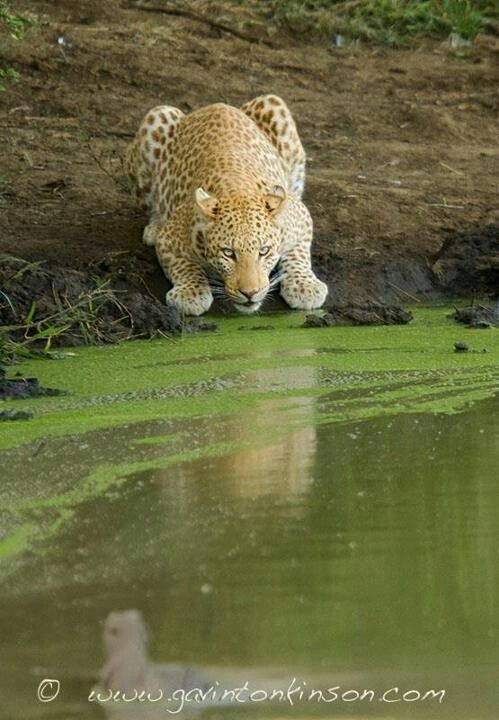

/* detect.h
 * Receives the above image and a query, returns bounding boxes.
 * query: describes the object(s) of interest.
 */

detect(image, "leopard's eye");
[259,246,270,256]
[222,247,236,259]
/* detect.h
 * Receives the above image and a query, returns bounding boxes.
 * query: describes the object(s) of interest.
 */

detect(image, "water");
[0,309,498,719]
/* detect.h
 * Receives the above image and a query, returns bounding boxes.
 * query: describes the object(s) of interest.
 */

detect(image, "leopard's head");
[195,186,285,314]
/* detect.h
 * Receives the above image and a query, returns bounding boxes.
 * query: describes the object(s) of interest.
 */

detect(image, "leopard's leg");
[125,104,185,245]
[163,257,213,316]
[279,203,328,310]
[155,226,213,316]
[280,243,328,310]
[241,94,306,198]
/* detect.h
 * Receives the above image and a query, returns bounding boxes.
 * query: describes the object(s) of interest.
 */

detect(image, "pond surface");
[0,309,498,719]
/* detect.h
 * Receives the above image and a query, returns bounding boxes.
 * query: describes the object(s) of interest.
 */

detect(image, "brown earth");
[1,0,498,311]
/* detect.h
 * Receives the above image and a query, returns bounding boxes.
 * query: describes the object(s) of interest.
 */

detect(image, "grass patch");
[0,255,183,366]
[0,1,30,39]
[0,257,132,364]
[0,284,129,363]
[267,0,498,46]
[0,1,30,90]
[0,65,20,91]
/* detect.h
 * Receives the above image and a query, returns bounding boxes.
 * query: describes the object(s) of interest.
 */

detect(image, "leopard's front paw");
[281,274,328,310]
[166,286,213,316]
[143,223,158,246]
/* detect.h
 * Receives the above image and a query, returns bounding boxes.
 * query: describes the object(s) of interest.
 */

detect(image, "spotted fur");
[126,95,327,315]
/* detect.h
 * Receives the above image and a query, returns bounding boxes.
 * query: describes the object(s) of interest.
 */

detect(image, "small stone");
[454,342,469,353]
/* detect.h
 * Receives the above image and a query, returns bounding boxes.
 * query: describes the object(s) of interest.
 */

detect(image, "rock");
[454,342,469,353]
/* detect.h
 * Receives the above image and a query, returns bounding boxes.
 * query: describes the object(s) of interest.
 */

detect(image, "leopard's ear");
[264,185,287,218]
[195,187,219,219]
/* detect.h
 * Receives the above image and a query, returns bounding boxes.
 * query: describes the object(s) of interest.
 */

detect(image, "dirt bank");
[1,0,498,319]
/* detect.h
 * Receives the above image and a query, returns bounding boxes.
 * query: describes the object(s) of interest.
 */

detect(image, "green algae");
[0,523,36,558]
[0,432,282,564]
[0,306,497,568]
[0,307,497,451]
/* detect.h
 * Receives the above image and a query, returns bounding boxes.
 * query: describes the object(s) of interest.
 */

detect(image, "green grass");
[0,284,129,364]
[0,1,29,90]
[267,0,498,46]
[0,257,132,364]
[0,65,20,91]
[0,1,29,39]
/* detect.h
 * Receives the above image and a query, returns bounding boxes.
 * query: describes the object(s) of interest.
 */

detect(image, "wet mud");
[302,302,413,327]
[451,301,499,328]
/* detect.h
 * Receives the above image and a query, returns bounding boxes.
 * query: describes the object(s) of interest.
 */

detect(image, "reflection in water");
[0,390,497,719]
[96,609,369,719]
[162,402,317,502]
[100,610,209,696]
[216,366,318,499]
[219,407,316,499]
[96,610,212,718]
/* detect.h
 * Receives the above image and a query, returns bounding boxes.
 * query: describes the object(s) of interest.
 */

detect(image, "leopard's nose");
[240,289,258,301]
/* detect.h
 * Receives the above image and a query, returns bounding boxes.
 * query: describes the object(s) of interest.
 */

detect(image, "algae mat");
[0,308,498,719]
[0,307,497,566]
[1,308,497,451]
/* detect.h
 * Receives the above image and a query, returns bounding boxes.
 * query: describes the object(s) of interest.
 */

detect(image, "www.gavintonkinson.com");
[88,678,447,714]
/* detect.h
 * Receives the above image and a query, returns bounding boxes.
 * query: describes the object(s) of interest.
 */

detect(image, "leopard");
[125,94,328,316]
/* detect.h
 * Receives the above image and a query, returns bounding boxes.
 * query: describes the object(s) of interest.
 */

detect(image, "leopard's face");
[196,188,285,314]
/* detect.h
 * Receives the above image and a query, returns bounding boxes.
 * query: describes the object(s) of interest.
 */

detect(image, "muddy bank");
[0,365,62,402]
[451,301,499,328]
[313,223,499,306]
[0,251,412,359]
[1,226,495,361]
[432,225,499,297]
[0,256,184,355]
[0,256,184,341]
[302,302,412,327]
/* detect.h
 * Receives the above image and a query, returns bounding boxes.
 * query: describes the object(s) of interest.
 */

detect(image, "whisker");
[270,268,285,280]
[269,274,284,288]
